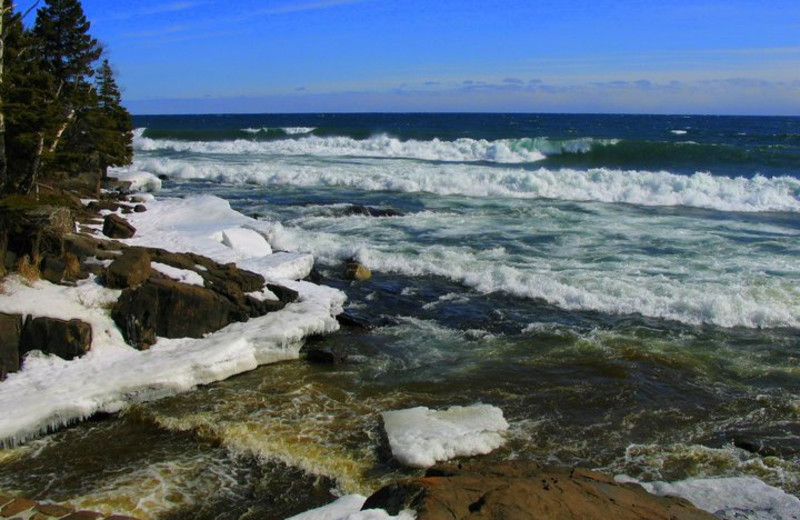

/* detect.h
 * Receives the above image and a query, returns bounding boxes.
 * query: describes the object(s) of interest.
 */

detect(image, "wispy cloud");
[109,1,215,20]
[254,0,373,16]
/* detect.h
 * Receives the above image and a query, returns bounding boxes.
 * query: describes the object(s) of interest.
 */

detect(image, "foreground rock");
[363,461,717,520]
[0,314,23,380]
[20,317,93,361]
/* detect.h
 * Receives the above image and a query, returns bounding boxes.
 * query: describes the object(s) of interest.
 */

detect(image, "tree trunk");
[20,132,44,195]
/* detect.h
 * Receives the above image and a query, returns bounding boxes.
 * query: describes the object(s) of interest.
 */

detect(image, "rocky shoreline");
[0,178,728,519]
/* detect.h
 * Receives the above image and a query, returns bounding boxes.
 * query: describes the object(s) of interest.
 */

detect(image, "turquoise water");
[1,113,799,519]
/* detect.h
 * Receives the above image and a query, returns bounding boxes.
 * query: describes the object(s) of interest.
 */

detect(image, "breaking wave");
[136,154,800,213]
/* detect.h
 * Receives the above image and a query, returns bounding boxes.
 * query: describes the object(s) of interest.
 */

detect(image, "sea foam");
[133,154,800,214]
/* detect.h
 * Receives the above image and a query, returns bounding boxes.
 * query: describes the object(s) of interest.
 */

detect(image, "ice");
[381,404,509,468]
[214,227,272,258]
[0,193,346,446]
[287,494,416,520]
[151,262,205,286]
[638,477,800,520]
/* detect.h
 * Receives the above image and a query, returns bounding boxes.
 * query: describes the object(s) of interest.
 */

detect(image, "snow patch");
[151,262,205,287]
[286,495,416,520]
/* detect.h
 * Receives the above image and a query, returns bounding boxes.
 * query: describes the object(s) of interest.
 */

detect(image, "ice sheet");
[381,404,509,468]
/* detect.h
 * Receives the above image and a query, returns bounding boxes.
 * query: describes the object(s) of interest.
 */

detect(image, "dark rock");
[0,313,23,380]
[112,278,242,350]
[363,460,717,520]
[344,260,371,281]
[267,283,299,304]
[105,248,151,289]
[306,345,348,365]
[304,267,325,284]
[344,204,405,218]
[20,317,92,361]
[87,200,122,213]
[40,256,68,284]
[133,204,147,213]
[246,296,286,317]
[336,311,374,330]
[102,214,136,239]
[102,179,133,193]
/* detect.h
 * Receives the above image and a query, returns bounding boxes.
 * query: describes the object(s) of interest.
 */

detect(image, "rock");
[86,200,122,213]
[344,204,405,218]
[40,253,85,285]
[102,214,136,239]
[105,248,151,289]
[133,204,147,213]
[267,283,299,304]
[336,311,374,330]
[362,461,716,520]
[112,278,242,350]
[20,317,92,361]
[306,345,348,365]
[0,313,23,380]
[344,260,371,281]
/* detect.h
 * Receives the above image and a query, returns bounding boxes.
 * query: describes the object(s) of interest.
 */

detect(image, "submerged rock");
[363,460,717,520]
[305,345,348,365]
[344,204,405,218]
[344,260,371,281]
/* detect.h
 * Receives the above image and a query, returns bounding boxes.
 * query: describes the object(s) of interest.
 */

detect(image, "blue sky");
[75,0,800,114]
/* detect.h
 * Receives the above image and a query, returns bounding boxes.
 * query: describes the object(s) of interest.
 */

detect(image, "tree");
[92,59,133,173]
[22,0,101,192]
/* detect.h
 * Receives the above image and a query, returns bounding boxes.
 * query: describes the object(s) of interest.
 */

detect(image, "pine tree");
[92,59,132,173]
[22,0,102,192]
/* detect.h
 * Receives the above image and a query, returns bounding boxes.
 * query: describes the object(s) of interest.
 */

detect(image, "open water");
[1,113,799,518]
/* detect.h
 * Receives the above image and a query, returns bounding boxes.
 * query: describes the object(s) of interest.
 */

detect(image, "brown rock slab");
[105,248,151,289]
[0,313,23,380]
[35,503,74,517]
[20,317,93,361]
[62,511,103,520]
[1,497,36,517]
[102,214,136,239]
[363,461,717,520]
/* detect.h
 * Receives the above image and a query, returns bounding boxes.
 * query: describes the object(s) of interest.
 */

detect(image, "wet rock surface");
[363,460,717,520]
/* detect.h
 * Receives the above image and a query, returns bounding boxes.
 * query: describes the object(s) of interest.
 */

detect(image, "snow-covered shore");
[0,179,345,446]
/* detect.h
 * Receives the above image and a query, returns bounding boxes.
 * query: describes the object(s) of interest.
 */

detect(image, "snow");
[637,476,800,520]
[381,404,509,468]
[214,227,273,257]
[151,262,205,287]
[286,495,416,520]
[0,192,346,446]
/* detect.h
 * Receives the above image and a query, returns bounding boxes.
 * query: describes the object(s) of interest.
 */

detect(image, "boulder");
[305,345,348,365]
[362,461,717,520]
[20,317,92,361]
[112,278,242,350]
[105,248,151,289]
[40,253,85,285]
[344,260,371,281]
[133,204,147,213]
[102,214,136,239]
[0,313,23,380]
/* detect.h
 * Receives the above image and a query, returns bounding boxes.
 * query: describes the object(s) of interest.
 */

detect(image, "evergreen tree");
[24,0,101,192]
[92,59,133,173]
